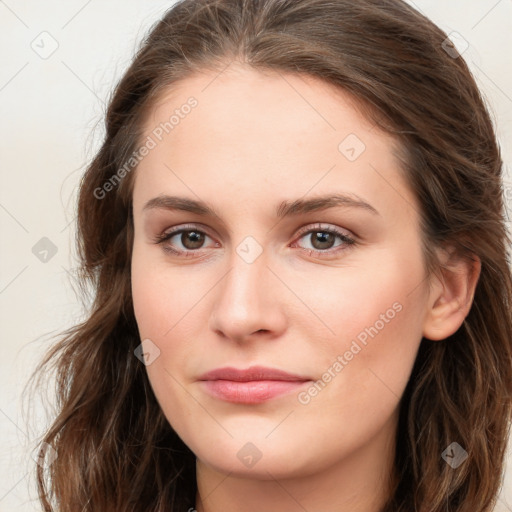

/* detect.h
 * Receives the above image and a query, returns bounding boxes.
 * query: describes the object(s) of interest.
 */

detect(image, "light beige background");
[0,0,511,510]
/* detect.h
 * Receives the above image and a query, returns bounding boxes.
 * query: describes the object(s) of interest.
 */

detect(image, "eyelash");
[153,223,356,259]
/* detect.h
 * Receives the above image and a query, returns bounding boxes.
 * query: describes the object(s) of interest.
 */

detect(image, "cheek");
[131,242,207,339]
[296,245,427,402]
[304,270,426,428]
[297,303,422,470]
[131,245,222,400]
[333,299,422,398]
[297,247,426,349]
[131,251,204,438]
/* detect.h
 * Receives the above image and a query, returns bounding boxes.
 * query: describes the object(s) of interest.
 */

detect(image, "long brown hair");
[27,0,512,510]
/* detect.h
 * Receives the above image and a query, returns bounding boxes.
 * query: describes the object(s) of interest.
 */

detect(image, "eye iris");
[182,230,204,249]
[311,231,335,250]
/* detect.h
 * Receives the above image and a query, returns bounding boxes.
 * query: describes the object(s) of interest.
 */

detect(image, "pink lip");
[199,366,310,382]
[199,366,310,404]
[198,366,312,404]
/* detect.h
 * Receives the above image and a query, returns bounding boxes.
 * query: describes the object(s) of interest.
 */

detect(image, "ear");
[422,247,481,341]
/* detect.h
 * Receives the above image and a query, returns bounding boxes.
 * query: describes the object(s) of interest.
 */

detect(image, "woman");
[29,0,512,510]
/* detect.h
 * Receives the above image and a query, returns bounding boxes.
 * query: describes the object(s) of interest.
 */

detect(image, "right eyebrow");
[143,195,222,219]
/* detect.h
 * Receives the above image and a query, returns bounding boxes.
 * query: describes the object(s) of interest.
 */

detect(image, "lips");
[198,365,312,404]
[199,365,310,382]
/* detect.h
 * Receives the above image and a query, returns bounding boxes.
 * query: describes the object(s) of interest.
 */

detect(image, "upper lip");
[198,365,311,382]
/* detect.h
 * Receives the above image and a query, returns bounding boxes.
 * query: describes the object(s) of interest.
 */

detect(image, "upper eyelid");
[294,223,354,238]
[162,223,215,239]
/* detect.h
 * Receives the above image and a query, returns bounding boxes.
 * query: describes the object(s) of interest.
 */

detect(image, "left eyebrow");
[276,193,380,218]
[142,193,380,218]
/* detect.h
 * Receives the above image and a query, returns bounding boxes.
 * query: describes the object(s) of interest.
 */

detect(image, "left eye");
[293,227,355,253]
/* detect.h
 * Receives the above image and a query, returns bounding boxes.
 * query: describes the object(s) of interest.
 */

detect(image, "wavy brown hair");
[26,0,512,510]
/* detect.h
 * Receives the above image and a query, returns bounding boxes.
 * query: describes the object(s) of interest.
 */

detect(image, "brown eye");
[308,231,337,250]
[154,224,218,256]
[180,230,205,250]
[293,224,356,258]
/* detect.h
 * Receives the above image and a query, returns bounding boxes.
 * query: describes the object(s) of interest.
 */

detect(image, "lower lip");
[200,379,310,404]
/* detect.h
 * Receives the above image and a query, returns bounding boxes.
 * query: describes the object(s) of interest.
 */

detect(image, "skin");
[130,62,480,512]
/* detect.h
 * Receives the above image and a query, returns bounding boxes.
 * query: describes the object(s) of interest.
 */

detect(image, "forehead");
[133,63,415,223]
[141,63,380,151]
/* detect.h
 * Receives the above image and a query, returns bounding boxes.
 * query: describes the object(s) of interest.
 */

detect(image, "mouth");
[198,365,312,404]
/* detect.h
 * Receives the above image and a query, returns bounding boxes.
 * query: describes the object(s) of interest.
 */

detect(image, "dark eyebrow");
[143,195,223,219]
[142,193,379,218]
[276,194,379,217]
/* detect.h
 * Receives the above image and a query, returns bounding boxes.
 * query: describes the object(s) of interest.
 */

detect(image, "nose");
[209,245,287,344]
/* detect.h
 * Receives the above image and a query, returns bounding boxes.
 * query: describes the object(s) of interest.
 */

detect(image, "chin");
[196,446,311,480]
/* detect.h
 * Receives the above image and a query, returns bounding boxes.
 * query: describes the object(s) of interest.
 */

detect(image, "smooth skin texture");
[131,63,480,512]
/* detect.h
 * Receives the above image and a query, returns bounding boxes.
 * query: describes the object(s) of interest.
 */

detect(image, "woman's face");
[130,64,432,479]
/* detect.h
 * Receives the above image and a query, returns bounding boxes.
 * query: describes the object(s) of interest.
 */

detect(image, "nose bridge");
[220,243,270,317]
[209,237,284,340]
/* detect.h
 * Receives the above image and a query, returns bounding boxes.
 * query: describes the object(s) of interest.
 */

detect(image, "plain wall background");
[0,0,511,510]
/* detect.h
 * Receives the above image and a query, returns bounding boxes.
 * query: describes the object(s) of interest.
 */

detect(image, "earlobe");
[422,248,481,341]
